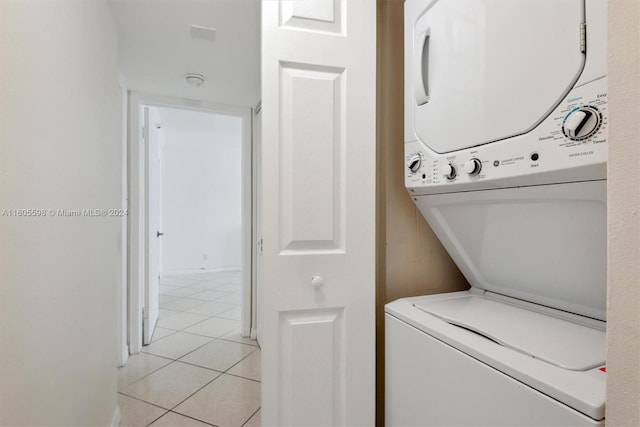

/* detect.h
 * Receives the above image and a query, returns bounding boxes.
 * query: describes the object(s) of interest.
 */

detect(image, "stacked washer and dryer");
[386,0,607,425]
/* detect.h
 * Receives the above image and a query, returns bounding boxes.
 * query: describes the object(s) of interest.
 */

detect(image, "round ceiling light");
[185,73,205,87]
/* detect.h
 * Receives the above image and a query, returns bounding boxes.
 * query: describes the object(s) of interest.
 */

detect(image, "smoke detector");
[185,73,205,87]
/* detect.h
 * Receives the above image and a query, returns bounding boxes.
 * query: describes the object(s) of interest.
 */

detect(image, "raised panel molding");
[280,0,345,35]
[279,62,346,255]
[278,308,345,426]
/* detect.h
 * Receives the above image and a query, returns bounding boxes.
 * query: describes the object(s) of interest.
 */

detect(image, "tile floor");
[118,271,261,427]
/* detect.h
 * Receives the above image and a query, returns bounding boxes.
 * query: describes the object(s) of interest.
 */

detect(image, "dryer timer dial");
[407,153,422,173]
[563,106,602,141]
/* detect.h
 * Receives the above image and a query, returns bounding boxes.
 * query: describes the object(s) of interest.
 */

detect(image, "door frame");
[127,92,253,354]
[251,101,262,342]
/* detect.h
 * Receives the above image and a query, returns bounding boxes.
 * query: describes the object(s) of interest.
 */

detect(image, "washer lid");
[411,0,585,153]
[414,181,607,321]
[414,294,605,371]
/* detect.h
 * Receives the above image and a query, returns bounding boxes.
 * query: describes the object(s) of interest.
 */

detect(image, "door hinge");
[580,22,587,53]
[258,236,263,255]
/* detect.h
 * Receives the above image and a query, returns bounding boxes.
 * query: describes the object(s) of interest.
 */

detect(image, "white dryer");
[386,0,608,425]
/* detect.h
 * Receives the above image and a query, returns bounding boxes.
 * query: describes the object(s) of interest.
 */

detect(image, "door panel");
[279,308,345,425]
[261,0,376,425]
[279,62,345,253]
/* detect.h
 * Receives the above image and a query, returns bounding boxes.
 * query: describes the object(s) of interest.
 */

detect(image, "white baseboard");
[111,405,121,427]
[118,344,129,368]
[162,266,241,276]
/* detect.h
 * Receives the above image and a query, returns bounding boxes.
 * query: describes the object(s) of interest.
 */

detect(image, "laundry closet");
[385,0,608,425]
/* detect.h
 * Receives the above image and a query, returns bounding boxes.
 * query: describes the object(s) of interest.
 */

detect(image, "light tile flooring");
[118,271,261,427]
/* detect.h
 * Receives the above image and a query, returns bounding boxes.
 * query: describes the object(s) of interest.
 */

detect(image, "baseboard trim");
[111,405,121,427]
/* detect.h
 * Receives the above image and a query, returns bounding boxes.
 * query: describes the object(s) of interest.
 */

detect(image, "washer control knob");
[563,106,602,140]
[463,158,482,175]
[407,153,422,174]
[443,163,457,180]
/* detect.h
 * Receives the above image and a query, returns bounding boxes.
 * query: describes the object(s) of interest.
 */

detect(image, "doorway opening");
[126,94,254,354]
[118,94,262,425]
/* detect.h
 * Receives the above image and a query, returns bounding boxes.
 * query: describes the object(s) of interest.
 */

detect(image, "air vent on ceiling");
[190,25,216,42]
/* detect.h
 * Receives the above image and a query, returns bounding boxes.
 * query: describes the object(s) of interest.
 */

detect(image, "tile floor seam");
[170,374,260,427]
[123,355,219,389]
[174,314,221,330]
[166,411,220,427]
[240,407,261,427]
[147,324,215,341]
[143,338,218,364]
[167,374,225,416]
[118,391,172,411]
[172,359,226,374]
[176,348,258,382]
[216,337,259,347]
[175,327,240,340]
[223,372,261,384]
[118,391,170,410]
[122,272,254,426]
[222,347,259,371]
[118,354,176,387]
[144,410,170,427]
[119,364,222,412]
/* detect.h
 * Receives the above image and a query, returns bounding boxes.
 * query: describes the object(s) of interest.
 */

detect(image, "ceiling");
[109,0,260,108]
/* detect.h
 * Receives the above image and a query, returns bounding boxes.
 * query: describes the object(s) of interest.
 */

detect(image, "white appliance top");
[414,294,605,371]
[409,0,585,154]
[386,292,607,421]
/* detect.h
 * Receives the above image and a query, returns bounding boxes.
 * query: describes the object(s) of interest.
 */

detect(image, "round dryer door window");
[411,0,585,154]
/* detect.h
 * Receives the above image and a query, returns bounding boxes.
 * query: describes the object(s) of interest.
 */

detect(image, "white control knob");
[563,106,602,140]
[463,158,482,175]
[443,163,457,180]
[407,153,422,174]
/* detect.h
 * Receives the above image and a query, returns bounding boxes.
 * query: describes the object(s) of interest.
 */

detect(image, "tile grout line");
[123,273,249,426]
[143,409,170,427]
[166,410,220,427]
[132,339,219,386]
[166,371,225,422]
[240,407,261,427]
[175,346,261,383]
[118,355,175,390]
[117,391,169,411]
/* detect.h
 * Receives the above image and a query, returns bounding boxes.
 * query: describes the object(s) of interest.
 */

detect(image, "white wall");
[0,1,121,425]
[606,0,640,425]
[158,108,243,274]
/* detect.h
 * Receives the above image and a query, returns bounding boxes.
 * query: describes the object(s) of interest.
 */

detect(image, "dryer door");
[409,0,585,153]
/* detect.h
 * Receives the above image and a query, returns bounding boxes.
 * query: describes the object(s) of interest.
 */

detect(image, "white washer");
[386,0,607,425]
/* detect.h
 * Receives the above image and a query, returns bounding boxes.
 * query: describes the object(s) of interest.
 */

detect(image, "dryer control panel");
[406,78,608,196]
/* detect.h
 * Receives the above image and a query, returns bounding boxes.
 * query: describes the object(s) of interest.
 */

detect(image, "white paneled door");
[143,106,161,345]
[261,1,376,425]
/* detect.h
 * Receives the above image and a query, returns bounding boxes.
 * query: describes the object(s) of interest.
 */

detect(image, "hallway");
[117,272,261,427]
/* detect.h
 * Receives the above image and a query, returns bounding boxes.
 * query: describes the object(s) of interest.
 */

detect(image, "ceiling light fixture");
[185,73,205,87]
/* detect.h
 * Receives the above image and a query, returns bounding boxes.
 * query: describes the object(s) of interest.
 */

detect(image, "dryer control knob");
[463,158,482,175]
[443,163,457,180]
[407,153,422,174]
[563,106,602,140]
